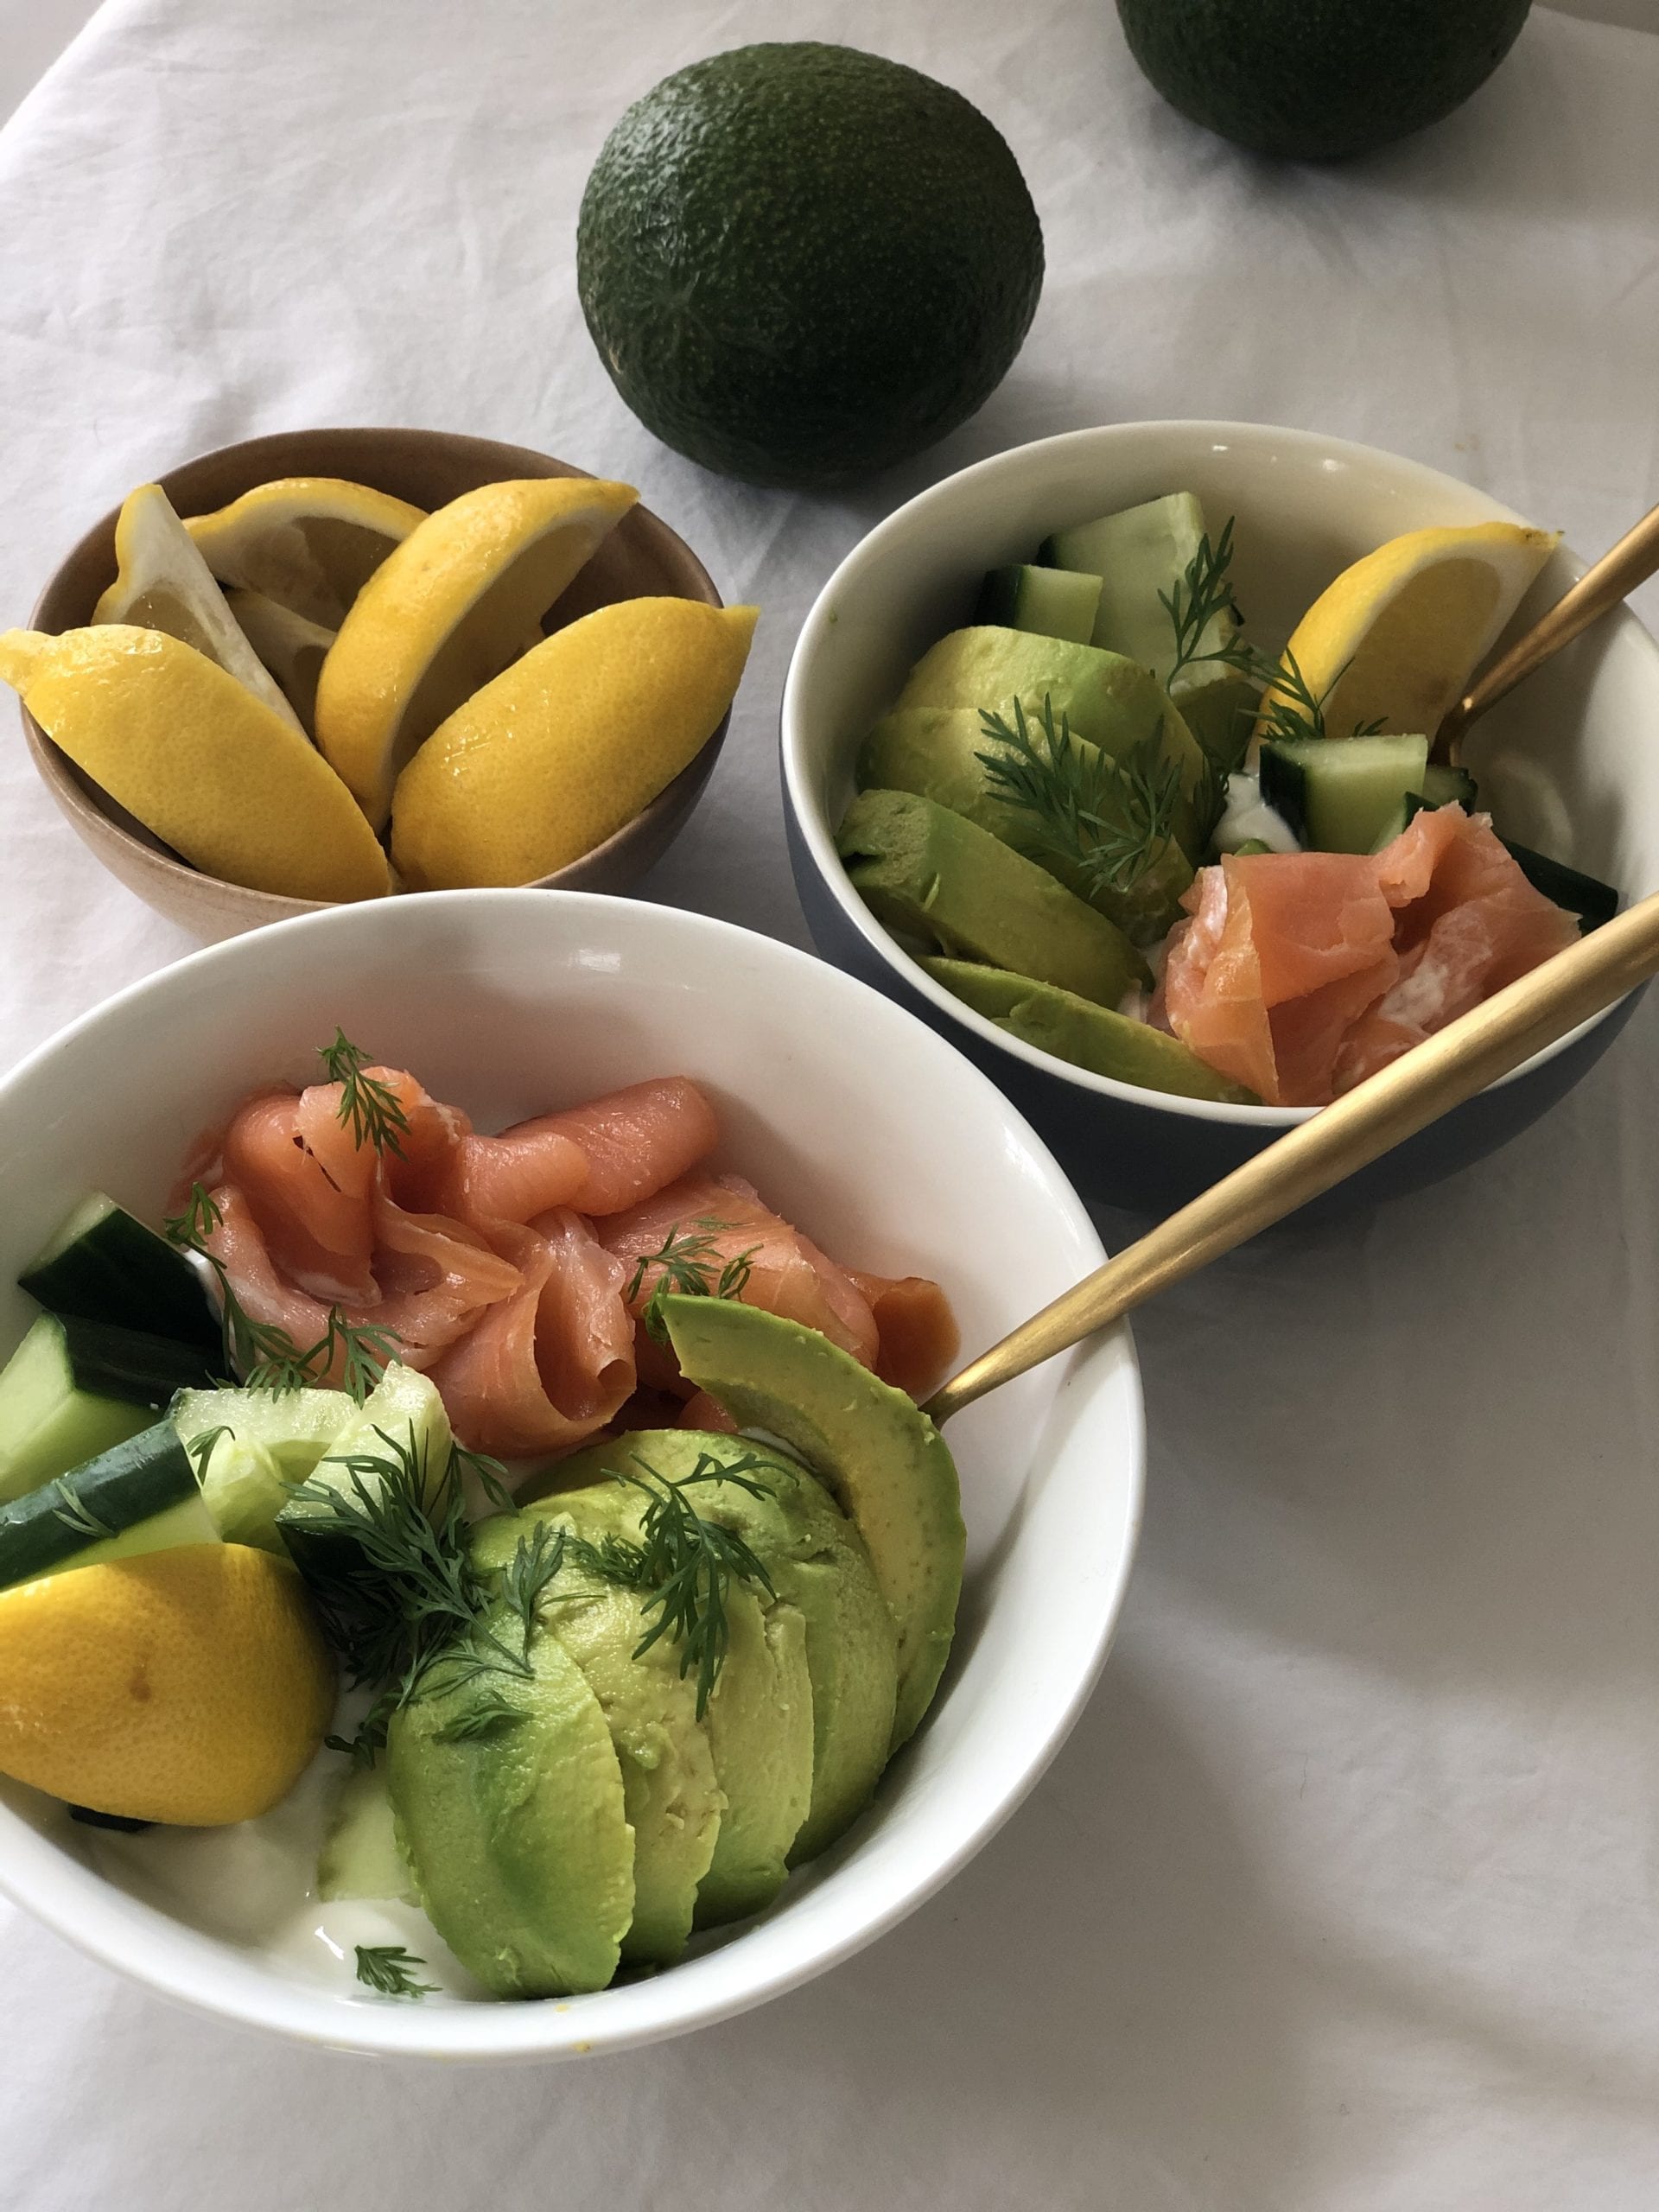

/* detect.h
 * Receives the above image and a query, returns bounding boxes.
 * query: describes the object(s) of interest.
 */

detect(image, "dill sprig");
[162,1182,401,1402]
[626,1218,758,1347]
[353,1944,437,2000]
[430,1691,525,1745]
[976,696,1181,897]
[49,1477,116,1542]
[283,1424,563,1764]
[319,1030,409,1159]
[1161,515,1243,681]
[1160,521,1380,748]
[604,1452,778,1719]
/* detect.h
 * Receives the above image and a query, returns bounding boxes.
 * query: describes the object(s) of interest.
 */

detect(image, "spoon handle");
[925,887,1659,1425]
[1435,501,1659,762]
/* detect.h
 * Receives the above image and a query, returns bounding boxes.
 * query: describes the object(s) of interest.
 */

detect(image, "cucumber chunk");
[318,1761,417,1903]
[0,1422,218,1591]
[20,1194,223,1358]
[175,1383,357,1551]
[975,564,1103,646]
[0,1314,217,1506]
[1419,763,1478,810]
[1040,493,1233,683]
[1502,840,1619,932]
[1260,733,1430,855]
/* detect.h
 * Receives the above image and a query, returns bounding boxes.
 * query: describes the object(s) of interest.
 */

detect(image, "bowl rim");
[0,887,1143,2061]
[781,416,1659,1127]
[19,424,730,918]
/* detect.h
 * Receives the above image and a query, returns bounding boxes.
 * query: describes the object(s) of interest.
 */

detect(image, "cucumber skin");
[0,1316,215,1509]
[0,1422,207,1591]
[19,1197,224,1361]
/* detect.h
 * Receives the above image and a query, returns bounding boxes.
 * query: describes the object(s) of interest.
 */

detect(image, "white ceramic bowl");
[0,890,1142,2060]
[782,422,1659,1212]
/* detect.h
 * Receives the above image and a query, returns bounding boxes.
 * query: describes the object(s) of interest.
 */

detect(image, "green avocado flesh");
[895,625,1208,850]
[663,1298,964,1753]
[575,42,1043,486]
[1115,0,1533,161]
[837,788,1147,1008]
[923,957,1260,1103]
[474,1491,721,1967]
[386,1604,635,1999]
[858,705,1193,943]
[549,1428,897,1872]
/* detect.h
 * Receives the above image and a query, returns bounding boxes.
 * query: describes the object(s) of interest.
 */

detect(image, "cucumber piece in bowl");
[1260,732,1430,855]
[0,1313,217,1505]
[20,1193,223,1357]
[0,1422,219,1592]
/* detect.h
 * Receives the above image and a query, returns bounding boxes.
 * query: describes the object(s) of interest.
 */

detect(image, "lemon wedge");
[1255,521,1559,746]
[92,484,304,733]
[226,588,334,735]
[0,625,391,903]
[0,1544,334,1826]
[391,596,756,889]
[186,476,426,630]
[315,476,639,829]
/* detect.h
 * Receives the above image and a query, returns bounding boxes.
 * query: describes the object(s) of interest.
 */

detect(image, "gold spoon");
[927,887,1659,1424]
[1433,500,1659,766]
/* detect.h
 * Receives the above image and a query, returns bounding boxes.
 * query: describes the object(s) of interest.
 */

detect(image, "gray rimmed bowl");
[781,420,1659,1215]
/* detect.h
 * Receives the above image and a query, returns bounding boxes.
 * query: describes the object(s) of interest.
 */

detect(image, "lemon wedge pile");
[315,476,641,828]
[0,1544,334,1826]
[0,465,758,906]
[1255,520,1558,745]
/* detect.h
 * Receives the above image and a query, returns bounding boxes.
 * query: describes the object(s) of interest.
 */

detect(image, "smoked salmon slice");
[1160,808,1577,1107]
[509,1077,721,1216]
[597,1170,880,1379]
[849,1272,962,1401]
[427,1216,635,1458]
[220,1089,380,1307]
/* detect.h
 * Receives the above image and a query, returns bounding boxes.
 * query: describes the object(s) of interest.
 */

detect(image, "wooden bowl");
[19,427,731,941]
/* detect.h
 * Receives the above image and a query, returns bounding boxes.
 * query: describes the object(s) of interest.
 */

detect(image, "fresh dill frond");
[976,696,1181,897]
[1160,518,1242,680]
[429,1690,526,1745]
[611,1451,778,1719]
[626,1218,759,1346]
[181,1425,232,1477]
[353,1944,437,1999]
[283,1425,532,1723]
[497,1522,569,1661]
[319,1030,410,1159]
[162,1185,403,1399]
[49,1478,115,1542]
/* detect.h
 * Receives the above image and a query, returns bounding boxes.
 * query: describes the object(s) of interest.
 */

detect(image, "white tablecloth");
[3,3,1659,2203]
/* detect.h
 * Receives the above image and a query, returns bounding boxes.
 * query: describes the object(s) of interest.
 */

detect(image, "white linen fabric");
[0,2,1657,2205]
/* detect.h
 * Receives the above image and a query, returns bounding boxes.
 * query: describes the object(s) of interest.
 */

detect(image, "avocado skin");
[576,42,1043,487]
[1116,0,1532,162]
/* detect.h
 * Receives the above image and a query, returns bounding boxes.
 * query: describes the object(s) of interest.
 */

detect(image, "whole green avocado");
[576,42,1044,487]
[1116,0,1533,161]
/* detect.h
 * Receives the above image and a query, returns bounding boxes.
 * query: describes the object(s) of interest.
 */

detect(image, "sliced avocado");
[545,1430,895,1870]
[386,1605,634,1997]
[893,624,1208,849]
[837,788,1147,1008]
[474,1492,723,1967]
[859,706,1193,943]
[662,1301,963,1752]
[317,1760,417,1904]
[923,957,1260,1103]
